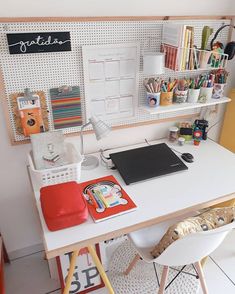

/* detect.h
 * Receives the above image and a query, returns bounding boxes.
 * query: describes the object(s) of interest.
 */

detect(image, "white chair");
[124,218,235,294]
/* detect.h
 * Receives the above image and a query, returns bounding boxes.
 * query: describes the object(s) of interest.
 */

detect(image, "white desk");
[31,139,235,293]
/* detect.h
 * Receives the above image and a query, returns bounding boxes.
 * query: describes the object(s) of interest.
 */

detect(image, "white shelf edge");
[167,67,226,73]
[167,68,213,73]
[140,97,231,115]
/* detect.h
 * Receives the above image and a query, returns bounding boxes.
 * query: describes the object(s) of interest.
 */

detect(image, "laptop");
[110,143,188,185]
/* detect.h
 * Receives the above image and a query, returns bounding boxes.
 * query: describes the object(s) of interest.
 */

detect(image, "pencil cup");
[146,92,160,107]
[187,88,200,103]
[173,89,188,103]
[198,87,213,103]
[212,83,226,99]
[198,50,212,69]
[160,91,173,106]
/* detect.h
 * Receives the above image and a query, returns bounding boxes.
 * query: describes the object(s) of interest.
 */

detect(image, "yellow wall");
[219,88,235,152]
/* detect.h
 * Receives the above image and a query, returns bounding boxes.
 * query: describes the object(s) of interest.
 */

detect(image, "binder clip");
[42,143,60,163]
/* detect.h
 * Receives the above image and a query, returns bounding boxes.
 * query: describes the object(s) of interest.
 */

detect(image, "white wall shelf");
[140,97,231,115]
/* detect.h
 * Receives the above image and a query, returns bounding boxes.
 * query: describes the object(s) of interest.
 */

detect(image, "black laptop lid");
[110,143,188,185]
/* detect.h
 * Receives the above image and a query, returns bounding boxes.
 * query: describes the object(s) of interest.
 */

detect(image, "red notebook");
[80,175,137,222]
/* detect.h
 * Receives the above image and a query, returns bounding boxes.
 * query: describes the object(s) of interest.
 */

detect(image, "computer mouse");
[181,153,194,163]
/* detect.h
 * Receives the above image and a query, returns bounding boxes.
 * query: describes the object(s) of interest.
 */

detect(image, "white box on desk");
[28,142,83,191]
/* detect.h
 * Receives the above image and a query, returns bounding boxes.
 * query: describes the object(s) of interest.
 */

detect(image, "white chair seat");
[128,218,179,263]
[126,213,235,294]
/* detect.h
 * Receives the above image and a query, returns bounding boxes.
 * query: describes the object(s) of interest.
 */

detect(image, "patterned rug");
[108,240,200,294]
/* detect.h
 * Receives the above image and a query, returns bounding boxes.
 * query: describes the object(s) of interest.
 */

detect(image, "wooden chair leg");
[158,266,169,294]
[194,261,209,294]
[201,256,208,267]
[124,253,140,275]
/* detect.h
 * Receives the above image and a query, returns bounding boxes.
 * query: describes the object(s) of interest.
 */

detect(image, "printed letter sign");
[7,32,71,54]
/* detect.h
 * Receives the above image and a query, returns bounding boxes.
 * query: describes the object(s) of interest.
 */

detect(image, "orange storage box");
[40,181,88,231]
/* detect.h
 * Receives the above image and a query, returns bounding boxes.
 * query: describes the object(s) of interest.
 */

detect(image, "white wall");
[0,0,235,253]
[0,0,234,17]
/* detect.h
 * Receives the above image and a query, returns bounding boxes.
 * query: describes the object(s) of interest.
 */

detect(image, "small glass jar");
[178,137,185,146]
[168,126,179,142]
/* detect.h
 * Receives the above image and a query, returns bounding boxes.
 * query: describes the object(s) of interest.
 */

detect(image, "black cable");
[100,154,109,167]
[99,148,116,170]
[165,265,187,290]
[207,119,222,134]
[45,288,62,294]
[192,264,199,279]
[210,25,235,50]
[209,256,235,286]
[144,138,183,155]
[169,147,183,155]
[170,266,198,278]
[100,148,111,160]
[206,119,223,142]
[145,138,151,146]
[153,263,160,287]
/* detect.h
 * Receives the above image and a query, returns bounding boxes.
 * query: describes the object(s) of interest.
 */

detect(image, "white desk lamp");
[80,116,111,170]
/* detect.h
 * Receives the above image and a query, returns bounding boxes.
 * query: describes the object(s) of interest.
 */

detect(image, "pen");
[198,76,205,88]
[91,189,104,209]
[109,201,120,207]
[161,82,167,92]
[210,69,228,84]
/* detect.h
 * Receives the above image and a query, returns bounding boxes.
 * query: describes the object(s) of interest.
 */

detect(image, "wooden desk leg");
[88,245,115,294]
[63,250,79,294]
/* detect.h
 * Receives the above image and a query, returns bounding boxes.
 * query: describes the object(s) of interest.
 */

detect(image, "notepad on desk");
[80,175,137,223]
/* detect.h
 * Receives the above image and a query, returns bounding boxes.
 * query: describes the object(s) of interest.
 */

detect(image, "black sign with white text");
[7,32,71,54]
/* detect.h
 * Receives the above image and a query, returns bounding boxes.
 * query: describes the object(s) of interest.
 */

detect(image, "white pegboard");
[0,19,230,143]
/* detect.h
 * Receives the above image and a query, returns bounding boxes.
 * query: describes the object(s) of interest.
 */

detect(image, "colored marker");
[94,189,109,208]
[87,189,99,209]
[91,189,104,209]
